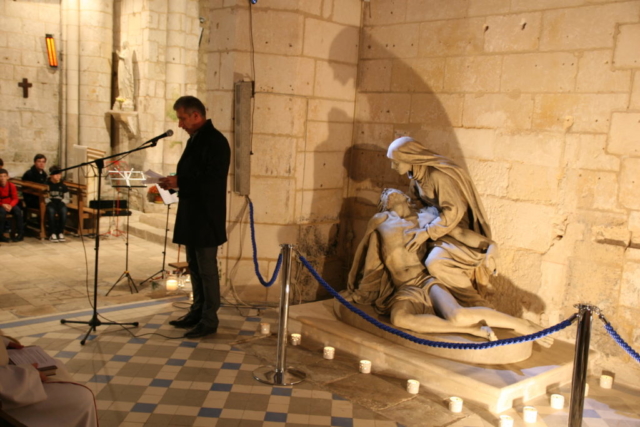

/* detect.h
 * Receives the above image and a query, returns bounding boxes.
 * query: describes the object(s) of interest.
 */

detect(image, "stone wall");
[0,0,112,191]
[0,0,200,204]
[352,0,640,383]
[202,0,361,303]
[113,0,200,209]
[0,0,62,174]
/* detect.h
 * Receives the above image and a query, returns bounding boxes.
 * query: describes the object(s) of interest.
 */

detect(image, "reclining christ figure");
[345,188,552,347]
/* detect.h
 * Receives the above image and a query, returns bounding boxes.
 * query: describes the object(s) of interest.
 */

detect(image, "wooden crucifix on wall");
[18,78,32,98]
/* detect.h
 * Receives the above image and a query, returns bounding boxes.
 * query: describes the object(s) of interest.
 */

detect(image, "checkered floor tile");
[2,300,639,427]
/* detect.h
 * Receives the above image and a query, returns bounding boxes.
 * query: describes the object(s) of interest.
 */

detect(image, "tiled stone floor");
[1,233,639,426]
[2,301,640,427]
[0,231,181,322]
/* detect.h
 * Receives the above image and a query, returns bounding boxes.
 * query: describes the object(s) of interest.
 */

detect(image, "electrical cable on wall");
[248,0,257,155]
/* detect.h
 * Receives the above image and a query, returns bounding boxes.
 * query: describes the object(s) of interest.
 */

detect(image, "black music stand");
[59,135,166,345]
[105,172,146,295]
[139,186,177,286]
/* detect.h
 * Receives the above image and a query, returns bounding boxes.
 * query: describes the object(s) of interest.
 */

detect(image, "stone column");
[62,0,81,164]
[78,0,113,155]
[112,0,200,211]
[204,0,362,302]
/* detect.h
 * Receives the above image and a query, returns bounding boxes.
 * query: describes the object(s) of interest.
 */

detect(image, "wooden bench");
[65,181,109,237]
[9,178,106,239]
[9,179,47,239]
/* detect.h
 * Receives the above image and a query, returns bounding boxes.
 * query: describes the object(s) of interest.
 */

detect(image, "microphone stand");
[58,137,163,345]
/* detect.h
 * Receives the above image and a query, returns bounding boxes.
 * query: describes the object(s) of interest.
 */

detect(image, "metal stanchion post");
[253,244,306,386]
[569,304,599,427]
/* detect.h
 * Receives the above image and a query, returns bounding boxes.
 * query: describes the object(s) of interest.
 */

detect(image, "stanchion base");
[253,366,306,386]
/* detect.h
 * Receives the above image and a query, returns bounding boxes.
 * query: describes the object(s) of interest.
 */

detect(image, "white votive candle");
[165,279,178,292]
[359,360,372,374]
[259,322,270,335]
[323,346,335,359]
[523,406,537,423]
[406,379,420,394]
[499,415,514,427]
[449,396,463,413]
[290,333,301,346]
[550,393,564,409]
[600,374,613,389]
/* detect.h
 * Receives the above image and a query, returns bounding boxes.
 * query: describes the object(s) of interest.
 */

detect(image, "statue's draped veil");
[387,136,492,239]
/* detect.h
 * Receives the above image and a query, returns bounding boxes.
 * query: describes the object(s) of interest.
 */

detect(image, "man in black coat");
[160,96,230,339]
[22,154,48,209]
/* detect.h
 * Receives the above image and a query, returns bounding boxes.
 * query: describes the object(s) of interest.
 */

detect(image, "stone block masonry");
[354,0,640,385]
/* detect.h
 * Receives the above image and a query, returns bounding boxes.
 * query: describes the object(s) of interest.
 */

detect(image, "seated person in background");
[0,169,24,243]
[0,330,98,427]
[22,154,47,209]
[46,166,70,242]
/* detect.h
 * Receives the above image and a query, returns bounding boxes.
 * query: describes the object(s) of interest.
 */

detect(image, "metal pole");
[274,244,292,379]
[253,244,306,386]
[568,304,597,427]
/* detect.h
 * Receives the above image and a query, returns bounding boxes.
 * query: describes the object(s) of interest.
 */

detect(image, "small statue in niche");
[345,137,553,347]
[114,41,134,111]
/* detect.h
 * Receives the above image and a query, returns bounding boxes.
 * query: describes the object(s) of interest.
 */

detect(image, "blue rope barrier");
[298,254,577,349]
[601,320,640,364]
[248,199,281,287]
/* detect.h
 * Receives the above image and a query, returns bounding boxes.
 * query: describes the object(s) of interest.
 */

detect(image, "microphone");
[144,130,174,146]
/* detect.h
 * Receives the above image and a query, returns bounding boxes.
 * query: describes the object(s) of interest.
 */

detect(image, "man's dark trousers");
[186,245,220,329]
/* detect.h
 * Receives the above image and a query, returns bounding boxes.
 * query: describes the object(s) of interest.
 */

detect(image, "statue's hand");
[405,229,429,252]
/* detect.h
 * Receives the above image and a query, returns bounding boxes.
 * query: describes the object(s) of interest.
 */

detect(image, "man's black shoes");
[184,323,217,339]
[169,315,199,329]
[12,234,23,242]
[0,235,10,243]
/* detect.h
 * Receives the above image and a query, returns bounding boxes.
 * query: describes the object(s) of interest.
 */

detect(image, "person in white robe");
[0,331,98,427]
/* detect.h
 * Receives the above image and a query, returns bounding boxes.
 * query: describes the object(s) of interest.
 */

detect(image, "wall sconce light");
[45,34,58,68]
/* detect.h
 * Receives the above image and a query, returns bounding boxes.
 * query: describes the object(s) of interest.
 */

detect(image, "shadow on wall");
[294,108,353,301]
[292,27,361,302]
[326,25,546,318]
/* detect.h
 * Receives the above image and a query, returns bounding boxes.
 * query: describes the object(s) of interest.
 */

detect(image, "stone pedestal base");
[107,110,138,139]
[334,299,533,364]
[289,300,575,413]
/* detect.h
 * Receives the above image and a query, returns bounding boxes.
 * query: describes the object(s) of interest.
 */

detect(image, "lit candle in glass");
[449,396,463,413]
[499,415,513,427]
[359,360,371,374]
[406,379,419,394]
[550,394,564,409]
[500,415,513,427]
[600,374,613,389]
[323,346,335,359]
[290,333,301,346]
[523,406,537,423]
[165,277,178,292]
[260,322,270,335]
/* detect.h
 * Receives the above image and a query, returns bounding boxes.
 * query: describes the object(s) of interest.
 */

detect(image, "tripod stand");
[58,132,169,345]
[106,185,142,295]
[140,201,172,286]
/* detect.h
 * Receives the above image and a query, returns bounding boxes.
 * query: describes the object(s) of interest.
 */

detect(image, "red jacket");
[0,182,19,208]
